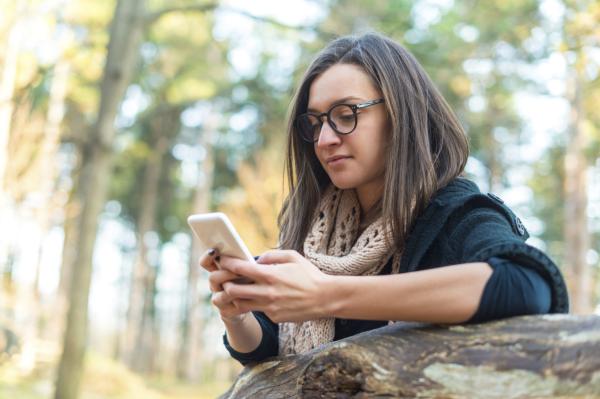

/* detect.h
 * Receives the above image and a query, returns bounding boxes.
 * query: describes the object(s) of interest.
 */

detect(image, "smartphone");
[187,212,255,284]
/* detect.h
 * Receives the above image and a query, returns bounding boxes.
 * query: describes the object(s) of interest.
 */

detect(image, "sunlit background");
[0,0,599,398]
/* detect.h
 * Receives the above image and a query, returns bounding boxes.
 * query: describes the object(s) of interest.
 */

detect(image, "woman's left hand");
[218,250,333,323]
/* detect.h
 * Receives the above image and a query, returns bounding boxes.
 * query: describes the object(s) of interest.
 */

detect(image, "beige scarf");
[278,185,402,355]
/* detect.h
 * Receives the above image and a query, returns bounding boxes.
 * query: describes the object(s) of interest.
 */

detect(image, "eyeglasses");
[295,98,385,143]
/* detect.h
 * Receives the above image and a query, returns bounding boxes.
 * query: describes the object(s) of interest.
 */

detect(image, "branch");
[144,2,332,36]
[144,3,219,26]
[219,6,317,33]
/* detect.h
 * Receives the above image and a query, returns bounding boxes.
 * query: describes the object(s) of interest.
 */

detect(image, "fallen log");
[220,315,600,398]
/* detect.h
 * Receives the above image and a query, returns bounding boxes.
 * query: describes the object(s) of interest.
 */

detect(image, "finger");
[208,269,244,292]
[212,296,244,319]
[211,290,235,309]
[256,249,299,265]
[219,256,271,282]
[199,248,220,272]
[212,293,260,316]
[223,280,273,301]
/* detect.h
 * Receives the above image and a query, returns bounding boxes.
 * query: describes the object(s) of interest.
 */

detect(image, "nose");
[315,119,341,148]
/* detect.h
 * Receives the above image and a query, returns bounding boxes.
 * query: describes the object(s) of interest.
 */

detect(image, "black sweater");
[224,177,569,365]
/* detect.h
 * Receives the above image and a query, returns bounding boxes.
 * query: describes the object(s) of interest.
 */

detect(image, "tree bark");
[221,315,600,399]
[53,0,145,398]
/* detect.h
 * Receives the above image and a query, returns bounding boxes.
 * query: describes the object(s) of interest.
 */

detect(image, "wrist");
[221,312,249,325]
[320,274,349,318]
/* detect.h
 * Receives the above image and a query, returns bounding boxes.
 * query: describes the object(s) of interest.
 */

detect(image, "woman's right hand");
[199,248,249,323]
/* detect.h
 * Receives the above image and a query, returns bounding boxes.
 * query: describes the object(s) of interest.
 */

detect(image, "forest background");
[0,0,599,398]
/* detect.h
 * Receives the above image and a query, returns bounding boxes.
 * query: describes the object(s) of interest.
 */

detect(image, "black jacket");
[401,177,568,313]
[224,177,569,365]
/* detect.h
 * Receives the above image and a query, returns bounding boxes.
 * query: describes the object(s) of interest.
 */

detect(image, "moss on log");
[220,315,600,398]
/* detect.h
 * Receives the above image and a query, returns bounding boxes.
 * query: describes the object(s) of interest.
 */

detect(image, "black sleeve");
[447,205,568,314]
[468,256,551,323]
[222,311,279,366]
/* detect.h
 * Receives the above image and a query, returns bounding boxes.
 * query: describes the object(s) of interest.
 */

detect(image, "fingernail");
[208,248,215,256]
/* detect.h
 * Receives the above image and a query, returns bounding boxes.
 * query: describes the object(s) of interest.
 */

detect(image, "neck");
[356,184,383,214]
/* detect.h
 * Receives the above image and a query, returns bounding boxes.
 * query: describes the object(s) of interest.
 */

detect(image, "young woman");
[200,32,569,364]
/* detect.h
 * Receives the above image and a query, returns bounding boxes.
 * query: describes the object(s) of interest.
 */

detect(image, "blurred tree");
[560,0,599,313]
[528,0,599,314]
[0,0,24,190]
[177,114,216,381]
[219,145,286,254]
[121,105,183,373]
[54,0,146,398]
[0,0,78,375]
[529,144,567,260]
[55,0,116,331]
[107,2,231,377]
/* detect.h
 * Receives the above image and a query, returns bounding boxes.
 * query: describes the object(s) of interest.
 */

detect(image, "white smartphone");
[187,212,255,284]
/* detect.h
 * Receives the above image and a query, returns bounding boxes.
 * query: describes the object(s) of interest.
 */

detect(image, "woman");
[200,32,569,364]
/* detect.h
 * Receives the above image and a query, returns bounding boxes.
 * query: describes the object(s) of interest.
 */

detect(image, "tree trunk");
[131,266,159,373]
[564,56,592,314]
[54,194,78,332]
[127,126,172,372]
[176,118,217,381]
[125,156,161,372]
[34,56,70,342]
[53,0,145,398]
[122,140,163,370]
[0,3,22,190]
[221,315,600,399]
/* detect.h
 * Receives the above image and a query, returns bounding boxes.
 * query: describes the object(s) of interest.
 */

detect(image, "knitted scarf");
[278,185,402,355]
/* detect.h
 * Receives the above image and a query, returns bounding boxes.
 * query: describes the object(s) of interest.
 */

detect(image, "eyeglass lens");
[298,104,357,142]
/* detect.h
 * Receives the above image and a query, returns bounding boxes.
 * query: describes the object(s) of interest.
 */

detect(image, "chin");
[328,176,361,190]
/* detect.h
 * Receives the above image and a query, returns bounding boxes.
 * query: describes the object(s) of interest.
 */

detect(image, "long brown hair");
[278,32,469,252]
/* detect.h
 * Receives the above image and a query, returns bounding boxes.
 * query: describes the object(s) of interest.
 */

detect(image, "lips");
[326,155,351,164]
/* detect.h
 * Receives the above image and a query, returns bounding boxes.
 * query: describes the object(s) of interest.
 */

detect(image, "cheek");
[370,147,386,175]
[361,123,388,161]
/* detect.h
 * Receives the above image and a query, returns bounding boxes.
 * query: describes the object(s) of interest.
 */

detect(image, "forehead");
[308,64,379,110]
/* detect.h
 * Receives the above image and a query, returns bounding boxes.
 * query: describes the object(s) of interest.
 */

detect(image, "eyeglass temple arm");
[355,98,384,109]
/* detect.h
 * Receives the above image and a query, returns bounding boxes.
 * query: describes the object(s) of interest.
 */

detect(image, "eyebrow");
[307,96,364,113]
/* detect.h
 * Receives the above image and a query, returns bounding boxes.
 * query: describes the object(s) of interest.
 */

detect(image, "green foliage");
[109,2,232,244]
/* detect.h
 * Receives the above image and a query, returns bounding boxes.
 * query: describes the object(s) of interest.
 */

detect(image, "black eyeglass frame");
[295,98,385,143]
